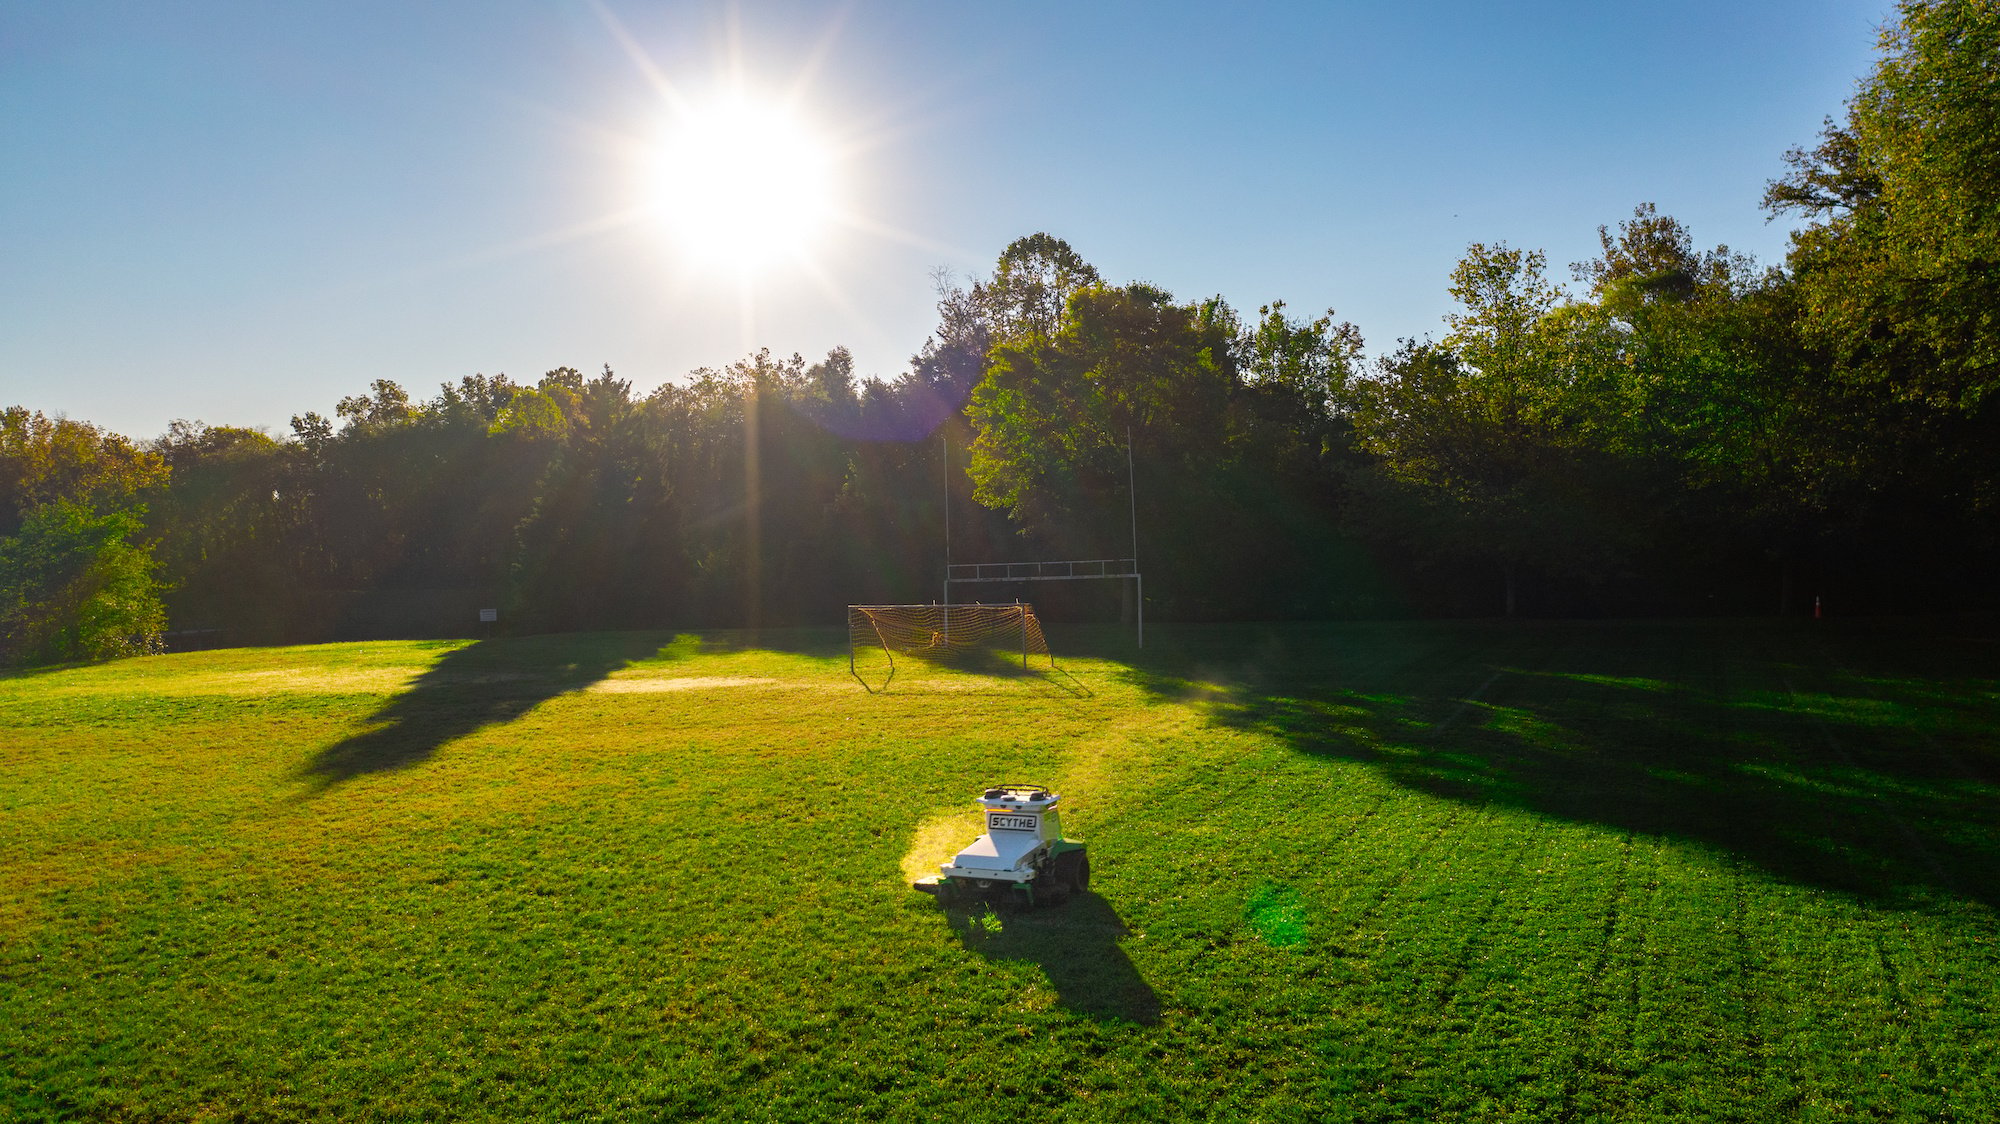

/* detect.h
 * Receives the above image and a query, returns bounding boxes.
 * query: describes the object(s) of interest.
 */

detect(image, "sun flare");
[651,95,838,274]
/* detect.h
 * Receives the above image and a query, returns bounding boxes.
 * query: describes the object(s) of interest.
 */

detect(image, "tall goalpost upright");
[942,429,1144,648]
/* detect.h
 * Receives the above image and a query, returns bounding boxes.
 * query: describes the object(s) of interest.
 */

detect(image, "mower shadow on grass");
[300,631,669,787]
[1117,620,2000,912]
[945,893,1160,1025]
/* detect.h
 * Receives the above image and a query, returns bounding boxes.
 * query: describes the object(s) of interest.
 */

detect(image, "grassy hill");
[3,621,1997,1121]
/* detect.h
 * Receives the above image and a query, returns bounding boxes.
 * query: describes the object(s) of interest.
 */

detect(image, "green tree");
[1562,206,1854,611]
[0,407,166,534]
[0,409,169,661]
[1767,0,2000,410]
[1764,1,2000,606]
[0,500,165,665]
[1238,300,1365,414]
[963,236,1376,616]
[1352,244,1589,615]
[147,422,299,636]
[974,233,1102,344]
[968,278,1237,542]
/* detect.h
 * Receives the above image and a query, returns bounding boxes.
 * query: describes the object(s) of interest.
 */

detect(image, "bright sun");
[651,95,838,274]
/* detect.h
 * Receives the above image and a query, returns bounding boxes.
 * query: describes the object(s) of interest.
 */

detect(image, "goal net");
[848,603,1053,674]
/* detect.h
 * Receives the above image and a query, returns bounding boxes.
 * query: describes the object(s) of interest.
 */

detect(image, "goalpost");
[946,559,1142,647]
[848,603,1053,679]
[942,430,1145,647]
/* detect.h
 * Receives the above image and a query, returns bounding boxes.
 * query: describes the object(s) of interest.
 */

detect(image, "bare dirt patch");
[587,675,780,693]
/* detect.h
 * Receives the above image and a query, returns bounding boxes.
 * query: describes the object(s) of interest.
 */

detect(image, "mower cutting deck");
[913,783,1089,908]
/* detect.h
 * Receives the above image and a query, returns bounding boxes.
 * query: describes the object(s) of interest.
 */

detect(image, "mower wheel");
[1054,849,1089,898]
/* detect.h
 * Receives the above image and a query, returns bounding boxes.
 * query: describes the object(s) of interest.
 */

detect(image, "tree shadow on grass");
[1119,620,2000,912]
[946,892,1160,1025]
[301,631,671,787]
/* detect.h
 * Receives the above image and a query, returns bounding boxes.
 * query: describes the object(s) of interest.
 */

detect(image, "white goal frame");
[945,559,1142,647]
[942,430,1145,647]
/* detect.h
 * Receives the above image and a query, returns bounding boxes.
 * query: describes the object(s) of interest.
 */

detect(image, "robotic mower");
[913,783,1089,908]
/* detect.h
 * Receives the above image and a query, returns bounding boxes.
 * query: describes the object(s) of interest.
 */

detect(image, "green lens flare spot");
[1246,881,1308,948]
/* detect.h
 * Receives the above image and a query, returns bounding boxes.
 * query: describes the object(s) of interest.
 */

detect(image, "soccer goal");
[848,603,1053,682]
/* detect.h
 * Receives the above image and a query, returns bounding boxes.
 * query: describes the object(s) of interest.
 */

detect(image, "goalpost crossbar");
[944,558,1143,648]
[947,559,1138,583]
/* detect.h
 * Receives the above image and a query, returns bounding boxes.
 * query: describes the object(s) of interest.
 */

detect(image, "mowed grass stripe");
[1345,805,1548,1114]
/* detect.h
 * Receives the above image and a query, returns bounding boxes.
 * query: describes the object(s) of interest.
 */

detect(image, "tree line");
[4,0,1995,664]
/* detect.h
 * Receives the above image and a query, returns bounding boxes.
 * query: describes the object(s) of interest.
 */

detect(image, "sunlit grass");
[3,621,1997,1121]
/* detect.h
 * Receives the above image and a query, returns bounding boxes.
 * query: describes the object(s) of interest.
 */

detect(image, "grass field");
[3,619,1998,1122]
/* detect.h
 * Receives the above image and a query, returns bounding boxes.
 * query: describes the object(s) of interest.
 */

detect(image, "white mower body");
[939,788,1064,884]
[914,783,1090,906]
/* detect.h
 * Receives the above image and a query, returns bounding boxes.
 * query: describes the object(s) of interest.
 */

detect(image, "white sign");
[478,609,497,623]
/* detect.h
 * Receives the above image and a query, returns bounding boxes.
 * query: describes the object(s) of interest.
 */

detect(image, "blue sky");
[2,0,1887,441]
